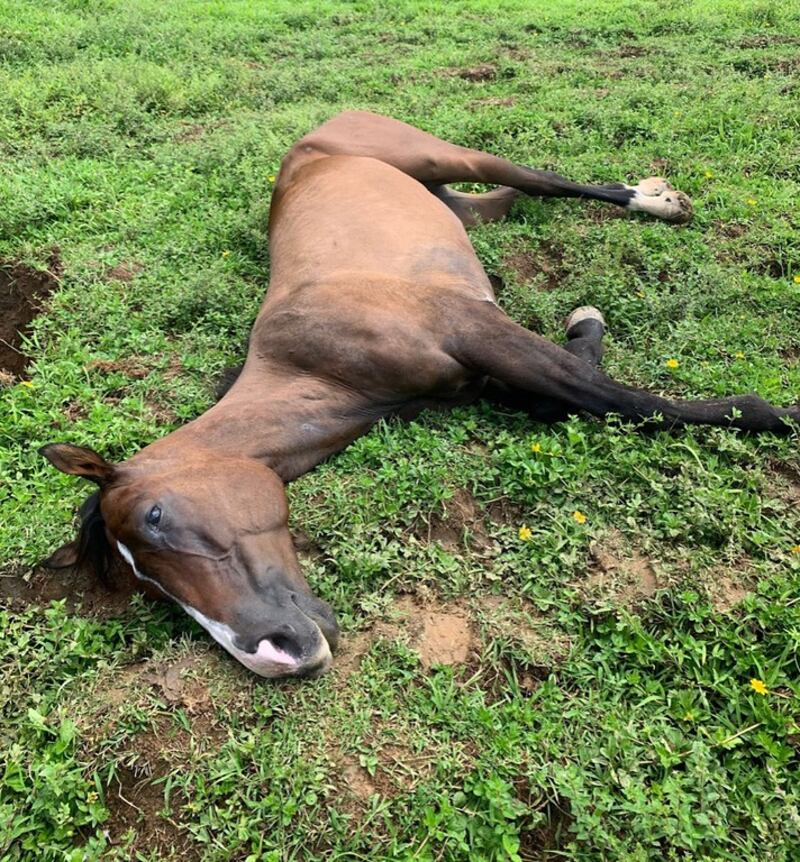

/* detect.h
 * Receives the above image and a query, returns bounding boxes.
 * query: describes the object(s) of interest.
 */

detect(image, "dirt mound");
[0,564,135,618]
[420,488,495,556]
[333,595,476,680]
[0,258,60,377]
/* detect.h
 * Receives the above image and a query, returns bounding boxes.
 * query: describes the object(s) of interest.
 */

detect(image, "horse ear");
[39,443,116,487]
[41,539,80,569]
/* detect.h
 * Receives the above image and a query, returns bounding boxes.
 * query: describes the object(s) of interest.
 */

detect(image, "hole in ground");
[0,256,60,377]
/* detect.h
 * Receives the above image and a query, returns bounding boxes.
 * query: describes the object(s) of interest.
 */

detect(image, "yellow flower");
[793,275,800,284]
[19,380,34,388]
[572,510,587,525]
[683,711,695,722]
[791,544,800,554]
[734,352,745,359]
[750,678,768,695]
[518,525,532,541]
[665,358,679,369]
[746,198,757,206]
[531,442,542,453]
[268,175,276,183]
[704,170,714,178]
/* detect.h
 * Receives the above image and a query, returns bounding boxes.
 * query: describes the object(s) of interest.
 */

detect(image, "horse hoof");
[628,177,693,224]
[566,305,605,335]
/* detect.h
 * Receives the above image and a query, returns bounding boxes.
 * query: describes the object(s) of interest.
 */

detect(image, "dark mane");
[75,491,116,586]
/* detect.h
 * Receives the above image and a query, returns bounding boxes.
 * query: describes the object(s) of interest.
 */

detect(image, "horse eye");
[146,505,162,528]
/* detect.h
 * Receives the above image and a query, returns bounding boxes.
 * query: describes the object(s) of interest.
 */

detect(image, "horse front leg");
[482,307,607,422]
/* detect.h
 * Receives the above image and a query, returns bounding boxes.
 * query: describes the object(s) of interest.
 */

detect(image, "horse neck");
[136,364,374,481]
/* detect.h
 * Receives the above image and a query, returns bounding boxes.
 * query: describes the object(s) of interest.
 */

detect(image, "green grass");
[2,1,800,859]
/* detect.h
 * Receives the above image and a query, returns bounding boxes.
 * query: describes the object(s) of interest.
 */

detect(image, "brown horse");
[40,111,799,678]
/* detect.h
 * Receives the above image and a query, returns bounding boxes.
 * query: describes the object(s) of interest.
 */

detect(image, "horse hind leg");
[296,111,692,224]
[428,184,520,227]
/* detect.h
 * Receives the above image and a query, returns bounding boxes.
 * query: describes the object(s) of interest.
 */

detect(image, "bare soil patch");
[86,356,152,378]
[736,34,800,48]
[103,711,218,860]
[473,96,516,107]
[0,258,60,376]
[471,596,570,701]
[105,261,143,282]
[502,241,566,291]
[485,496,525,527]
[332,594,477,681]
[335,717,475,810]
[767,460,800,506]
[709,572,751,613]
[79,655,226,858]
[104,762,197,859]
[0,564,135,619]
[519,796,574,861]
[450,63,498,82]
[291,529,324,563]
[616,43,648,58]
[713,220,748,239]
[749,251,789,279]
[79,649,226,751]
[579,530,659,604]
[175,123,206,142]
[141,654,213,711]
[586,203,628,223]
[671,552,757,614]
[340,757,379,800]
[477,596,570,666]
[418,488,495,556]
[416,606,473,668]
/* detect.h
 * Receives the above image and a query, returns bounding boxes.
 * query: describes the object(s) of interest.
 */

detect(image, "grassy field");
[2,0,800,859]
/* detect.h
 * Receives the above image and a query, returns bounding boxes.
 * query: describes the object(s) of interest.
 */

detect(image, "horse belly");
[267,155,493,301]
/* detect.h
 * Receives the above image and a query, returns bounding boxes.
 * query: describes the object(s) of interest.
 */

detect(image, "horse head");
[40,442,338,678]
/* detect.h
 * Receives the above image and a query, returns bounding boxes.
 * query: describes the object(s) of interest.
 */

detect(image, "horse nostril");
[289,592,339,650]
[267,632,301,659]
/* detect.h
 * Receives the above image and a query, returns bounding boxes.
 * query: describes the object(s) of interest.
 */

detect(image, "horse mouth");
[232,594,338,679]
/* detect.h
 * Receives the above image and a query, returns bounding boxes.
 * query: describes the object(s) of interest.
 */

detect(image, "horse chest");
[252,287,476,403]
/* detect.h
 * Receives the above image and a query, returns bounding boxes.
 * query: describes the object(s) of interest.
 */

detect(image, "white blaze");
[116,541,329,676]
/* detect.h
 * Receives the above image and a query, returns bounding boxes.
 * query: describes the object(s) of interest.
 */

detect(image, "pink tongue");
[254,639,298,666]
